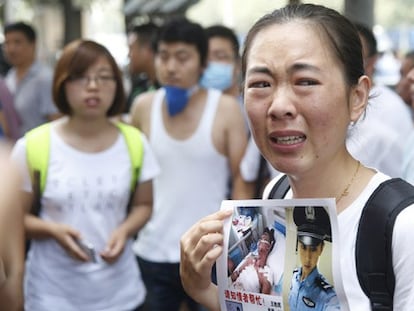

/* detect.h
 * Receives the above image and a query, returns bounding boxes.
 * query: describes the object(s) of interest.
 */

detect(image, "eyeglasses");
[68,74,115,87]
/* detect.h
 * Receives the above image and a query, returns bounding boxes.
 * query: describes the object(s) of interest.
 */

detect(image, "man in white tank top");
[129,18,250,311]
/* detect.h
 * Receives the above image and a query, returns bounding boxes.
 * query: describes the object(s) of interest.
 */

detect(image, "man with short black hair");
[126,21,160,111]
[3,21,59,137]
[130,17,249,311]
[201,25,241,97]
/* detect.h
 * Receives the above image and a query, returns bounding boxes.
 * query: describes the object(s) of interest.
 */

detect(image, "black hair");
[4,21,36,42]
[205,25,240,59]
[128,22,160,52]
[241,3,364,87]
[156,17,208,67]
[354,22,377,57]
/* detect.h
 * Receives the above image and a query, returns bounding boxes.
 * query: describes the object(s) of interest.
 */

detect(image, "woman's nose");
[267,86,297,120]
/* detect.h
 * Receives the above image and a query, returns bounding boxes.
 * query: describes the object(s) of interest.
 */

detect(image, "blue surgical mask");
[200,62,234,91]
[164,85,199,116]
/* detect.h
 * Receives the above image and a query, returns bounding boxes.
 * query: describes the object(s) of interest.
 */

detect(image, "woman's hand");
[180,209,232,311]
[100,227,128,264]
[50,223,90,262]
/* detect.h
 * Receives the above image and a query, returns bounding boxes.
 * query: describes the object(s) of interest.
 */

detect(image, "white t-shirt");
[402,132,414,184]
[11,124,160,311]
[346,85,413,178]
[264,172,414,310]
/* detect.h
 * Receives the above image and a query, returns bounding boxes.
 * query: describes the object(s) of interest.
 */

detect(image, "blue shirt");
[5,61,57,137]
[288,267,340,311]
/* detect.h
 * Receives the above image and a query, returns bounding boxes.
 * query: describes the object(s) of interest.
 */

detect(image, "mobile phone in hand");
[75,239,96,263]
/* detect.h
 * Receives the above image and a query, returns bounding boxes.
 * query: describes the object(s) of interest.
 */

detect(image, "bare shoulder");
[0,144,15,175]
[0,143,20,186]
[217,93,243,111]
[130,91,155,115]
[0,144,21,208]
[216,93,245,123]
[130,91,156,129]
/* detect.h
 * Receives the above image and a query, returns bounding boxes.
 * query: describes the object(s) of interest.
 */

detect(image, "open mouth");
[271,135,306,145]
[85,98,100,107]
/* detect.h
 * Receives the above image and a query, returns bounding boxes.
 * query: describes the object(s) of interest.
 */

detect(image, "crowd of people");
[1,2,414,310]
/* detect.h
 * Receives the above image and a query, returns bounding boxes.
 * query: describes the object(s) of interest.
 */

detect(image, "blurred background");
[1,0,413,86]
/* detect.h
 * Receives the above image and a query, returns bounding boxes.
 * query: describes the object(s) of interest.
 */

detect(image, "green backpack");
[25,122,144,215]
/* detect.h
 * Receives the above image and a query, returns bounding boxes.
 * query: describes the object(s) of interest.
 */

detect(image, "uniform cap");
[293,206,331,246]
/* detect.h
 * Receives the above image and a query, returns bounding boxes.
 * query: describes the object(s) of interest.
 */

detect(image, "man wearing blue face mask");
[201,25,241,98]
[129,17,250,311]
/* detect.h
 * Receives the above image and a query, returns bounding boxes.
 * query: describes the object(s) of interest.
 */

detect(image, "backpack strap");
[268,174,290,199]
[25,122,144,215]
[254,156,271,198]
[25,123,51,216]
[356,178,414,311]
[115,122,144,212]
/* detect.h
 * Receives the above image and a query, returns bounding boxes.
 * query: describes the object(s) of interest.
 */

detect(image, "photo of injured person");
[227,207,286,295]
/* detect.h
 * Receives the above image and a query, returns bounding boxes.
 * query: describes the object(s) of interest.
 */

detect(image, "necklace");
[336,161,360,204]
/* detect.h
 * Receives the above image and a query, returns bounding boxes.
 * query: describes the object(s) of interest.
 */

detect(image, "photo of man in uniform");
[288,206,340,311]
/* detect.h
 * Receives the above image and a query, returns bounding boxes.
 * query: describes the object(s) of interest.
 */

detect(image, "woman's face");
[65,56,116,119]
[244,21,355,175]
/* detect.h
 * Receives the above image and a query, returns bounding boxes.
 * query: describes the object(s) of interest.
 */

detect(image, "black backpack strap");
[356,178,414,311]
[254,156,271,198]
[126,166,140,215]
[31,170,42,216]
[268,174,290,199]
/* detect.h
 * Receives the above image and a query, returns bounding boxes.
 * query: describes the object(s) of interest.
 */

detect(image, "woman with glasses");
[11,40,159,311]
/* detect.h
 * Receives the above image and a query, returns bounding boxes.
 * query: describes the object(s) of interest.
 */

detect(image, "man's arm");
[219,95,251,199]
[230,254,254,281]
[129,92,154,136]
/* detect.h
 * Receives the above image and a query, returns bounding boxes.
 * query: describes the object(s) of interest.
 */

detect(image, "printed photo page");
[216,198,349,311]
